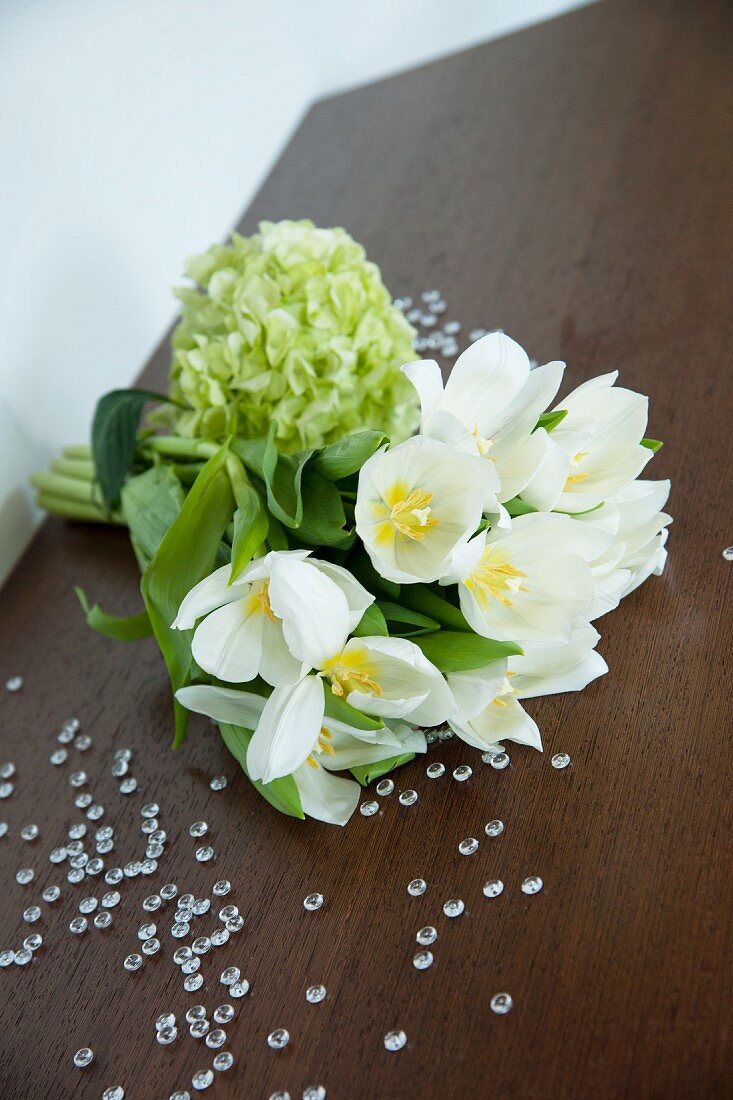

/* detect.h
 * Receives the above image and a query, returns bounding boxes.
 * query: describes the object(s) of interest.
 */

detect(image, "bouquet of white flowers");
[35,223,671,825]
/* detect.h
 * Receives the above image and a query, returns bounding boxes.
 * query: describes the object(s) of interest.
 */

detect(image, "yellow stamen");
[322,648,383,699]
[564,451,589,488]
[385,485,439,542]
[466,551,528,608]
[307,727,338,769]
[246,579,276,622]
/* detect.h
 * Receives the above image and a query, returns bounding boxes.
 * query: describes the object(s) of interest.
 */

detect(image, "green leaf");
[266,513,289,551]
[350,753,416,786]
[346,547,401,600]
[121,465,185,571]
[141,446,235,748]
[228,463,269,581]
[323,687,384,731]
[297,468,349,546]
[504,497,538,518]
[312,431,388,481]
[399,586,472,632]
[376,601,440,637]
[535,408,568,433]
[218,722,304,819]
[413,631,522,672]
[91,388,168,509]
[75,587,152,641]
[233,426,312,529]
[352,603,388,637]
[641,437,663,453]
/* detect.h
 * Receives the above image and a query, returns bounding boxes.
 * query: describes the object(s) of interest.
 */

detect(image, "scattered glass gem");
[69,770,87,788]
[490,992,513,1015]
[302,1089,325,1100]
[189,821,208,837]
[443,320,461,334]
[306,984,326,1003]
[146,843,164,859]
[67,868,85,884]
[212,1052,233,1071]
[160,883,178,900]
[210,775,227,791]
[0,950,15,966]
[0,782,14,799]
[220,966,240,986]
[426,762,445,778]
[102,1088,125,1100]
[70,853,89,869]
[179,892,195,907]
[522,875,543,895]
[0,821,7,837]
[184,973,204,992]
[206,1029,226,1049]
[68,823,87,840]
[407,878,427,896]
[142,937,160,956]
[490,753,510,770]
[185,1005,207,1024]
[268,1029,290,1050]
[119,778,137,794]
[453,765,472,782]
[212,879,231,896]
[87,806,104,822]
[304,892,323,911]
[485,820,504,837]
[413,950,433,970]
[218,904,238,921]
[214,1004,235,1024]
[384,1029,407,1051]
[63,718,81,736]
[172,922,190,939]
[73,1047,93,1068]
[141,858,157,874]
[79,897,98,915]
[181,957,201,975]
[87,858,105,876]
[101,890,120,908]
[140,818,156,834]
[157,1013,176,1031]
[14,947,32,965]
[459,837,479,855]
[16,867,34,885]
[359,800,379,817]
[124,953,142,972]
[225,914,244,932]
[170,1092,191,1100]
[375,778,394,796]
[551,752,571,770]
[105,868,123,885]
[723,546,733,561]
[211,928,229,947]
[483,879,504,898]
[157,1026,178,1045]
[96,839,114,855]
[23,905,41,923]
[443,898,465,918]
[398,789,418,806]
[94,911,112,929]
[74,734,92,751]
[438,727,454,741]
[481,750,498,763]
[229,980,250,998]
[24,933,42,951]
[417,926,438,947]
[67,840,84,855]
[111,760,128,778]
[138,922,156,940]
[192,936,211,955]
[75,792,93,808]
[190,1019,210,1039]
[173,947,193,965]
[42,885,61,903]
[195,846,214,863]
[193,898,210,916]
[192,1069,214,1091]
[21,823,39,841]
[6,676,23,692]
[124,861,141,878]
[142,894,161,912]
[139,802,158,818]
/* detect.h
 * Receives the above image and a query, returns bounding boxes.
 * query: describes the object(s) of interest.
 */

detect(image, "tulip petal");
[173,564,246,630]
[401,358,445,424]
[309,560,375,631]
[268,557,351,668]
[246,676,325,784]
[175,684,266,728]
[293,762,360,826]
[441,332,530,435]
[191,597,264,682]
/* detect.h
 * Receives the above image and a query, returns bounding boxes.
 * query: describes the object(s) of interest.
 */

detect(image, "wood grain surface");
[1,1,732,1097]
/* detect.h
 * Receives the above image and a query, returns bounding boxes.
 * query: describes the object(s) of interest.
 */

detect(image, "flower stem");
[35,493,123,524]
[141,436,219,460]
[51,456,96,480]
[63,444,93,460]
[32,471,104,506]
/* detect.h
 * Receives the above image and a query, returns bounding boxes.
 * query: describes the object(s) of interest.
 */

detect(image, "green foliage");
[91,389,168,508]
[218,722,304,819]
[75,587,152,641]
[121,465,185,571]
[350,753,416,786]
[535,408,568,433]
[375,601,439,637]
[312,431,388,481]
[641,437,663,453]
[413,631,522,672]
[352,604,389,637]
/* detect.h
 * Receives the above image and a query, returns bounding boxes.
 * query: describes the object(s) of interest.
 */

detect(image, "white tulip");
[447,659,541,752]
[402,332,565,502]
[508,620,608,697]
[176,682,426,825]
[355,436,496,584]
[522,372,652,513]
[172,550,373,686]
[444,512,610,645]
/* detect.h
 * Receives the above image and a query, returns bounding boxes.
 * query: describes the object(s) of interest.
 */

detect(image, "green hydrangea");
[164,220,419,451]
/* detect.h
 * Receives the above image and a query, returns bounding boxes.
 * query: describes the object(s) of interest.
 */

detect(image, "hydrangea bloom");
[165,220,419,451]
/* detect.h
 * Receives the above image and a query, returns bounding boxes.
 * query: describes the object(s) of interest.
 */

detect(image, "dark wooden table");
[2,1,732,1097]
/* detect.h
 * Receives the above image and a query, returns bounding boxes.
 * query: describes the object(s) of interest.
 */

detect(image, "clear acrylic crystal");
[229,980,250,998]
[551,752,571,770]
[0,782,15,799]
[416,926,437,945]
[74,734,92,751]
[443,898,465,918]
[375,778,394,796]
[212,1052,233,1071]
[102,1088,125,1100]
[69,770,87,787]
[485,820,504,837]
[306,984,326,1003]
[111,759,128,778]
[23,933,42,952]
[185,1006,207,1023]
[195,846,214,862]
[490,753,510,770]
[101,891,121,908]
[490,992,513,1015]
[722,546,733,561]
[384,1029,407,1052]
[181,957,200,975]
[173,947,193,965]
[0,950,15,967]
[138,922,156,940]
[214,1004,235,1024]
[192,936,211,955]
[160,883,178,900]
[267,1028,290,1050]
[105,868,123,885]
[184,973,204,992]
[303,892,323,911]
[189,821,208,837]
[359,800,379,817]
[190,1019,209,1039]
[303,1089,326,1100]
[171,922,190,939]
[79,897,98,915]
[142,894,161,911]
[23,905,41,923]
[212,879,231,896]
[42,885,61,903]
[94,911,112,929]
[14,947,32,965]
[452,765,472,782]
[407,878,427,896]
[124,861,141,878]
[140,802,159,817]
[192,898,210,916]
[220,966,240,985]
[211,928,229,947]
[123,953,142,971]
[426,762,445,778]
[205,1028,226,1049]
[16,867,34,885]
[73,1047,93,1068]
[398,789,418,806]
[119,777,137,794]
[5,675,23,692]
[20,824,38,841]
[210,775,227,791]
[157,1013,176,1031]
[75,792,92,808]
[459,837,479,855]
[225,914,244,932]
[192,1069,214,1091]
[483,879,504,898]
[157,1026,178,1045]
[142,937,160,955]
[522,875,543,895]
[413,950,433,970]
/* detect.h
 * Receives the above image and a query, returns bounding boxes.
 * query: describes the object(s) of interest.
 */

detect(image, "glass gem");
[267,1028,290,1050]
[157,1026,178,1045]
[443,898,465,918]
[142,894,161,911]
[303,1089,326,1100]
[483,879,504,898]
[0,821,7,837]
[173,947,193,965]
[123,953,142,971]
[179,892,195,907]
[170,1093,191,1100]
[102,1088,125,1100]
[211,928,229,947]
[490,753,510,770]
[375,778,394,796]
[124,861,141,878]
[193,898,210,915]
[407,878,427,896]
[5,675,23,692]
[157,1013,176,1031]
[79,898,98,915]
[220,965,240,985]
[485,820,504,837]
[181,957,200,975]
[229,980,250,998]
[42,885,61,903]
[142,937,160,956]
[205,1028,226,1049]
[160,883,178,900]
[551,752,571,770]
[105,868,123,884]
[416,926,437,946]
[452,765,472,781]
[14,948,32,965]
[212,879,231,896]
[195,846,214,862]
[0,950,15,966]
[192,936,211,955]
[212,1052,233,1071]
[218,904,238,920]
[141,859,157,875]
[522,875,543,895]
[413,950,433,970]
[359,800,379,816]
[171,922,190,939]
[192,1069,214,1091]
[138,922,156,940]
[398,789,418,805]
[303,892,323,911]
[119,778,137,794]
[185,1006,207,1024]
[140,802,158,817]
[23,906,41,923]
[73,1047,93,1068]
[306,984,326,1003]
[225,914,244,932]
[111,760,128,778]
[23,933,42,952]
[490,992,513,1015]
[101,891,121,908]
[20,824,39,841]
[69,771,87,787]
[426,762,445,778]
[722,546,733,561]
[184,973,204,992]
[75,792,92,808]
[384,1029,407,1051]
[190,1019,209,1039]
[67,868,85,884]
[459,837,479,855]
[189,821,208,837]
[210,775,227,791]
[94,911,112,929]
[74,734,92,751]
[213,1004,234,1024]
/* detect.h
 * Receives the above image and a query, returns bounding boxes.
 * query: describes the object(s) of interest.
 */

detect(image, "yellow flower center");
[245,579,276,622]
[491,673,516,707]
[305,726,336,769]
[371,481,440,545]
[564,450,590,488]
[472,423,493,457]
[321,647,383,699]
[466,549,528,608]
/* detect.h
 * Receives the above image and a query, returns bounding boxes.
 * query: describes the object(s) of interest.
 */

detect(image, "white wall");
[0,0,590,582]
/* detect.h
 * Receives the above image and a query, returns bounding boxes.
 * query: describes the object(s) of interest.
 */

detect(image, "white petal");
[520,435,570,512]
[240,548,311,584]
[458,695,542,750]
[293,763,360,826]
[447,661,508,723]
[246,676,325,784]
[441,332,530,434]
[258,616,306,687]
[309,560,374,631]
[401,358,445,425]
[345,635,456,726]
[191,598,264,683]
[268,557,350,668]
[175,684,266,728]
[173,565,245,630]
